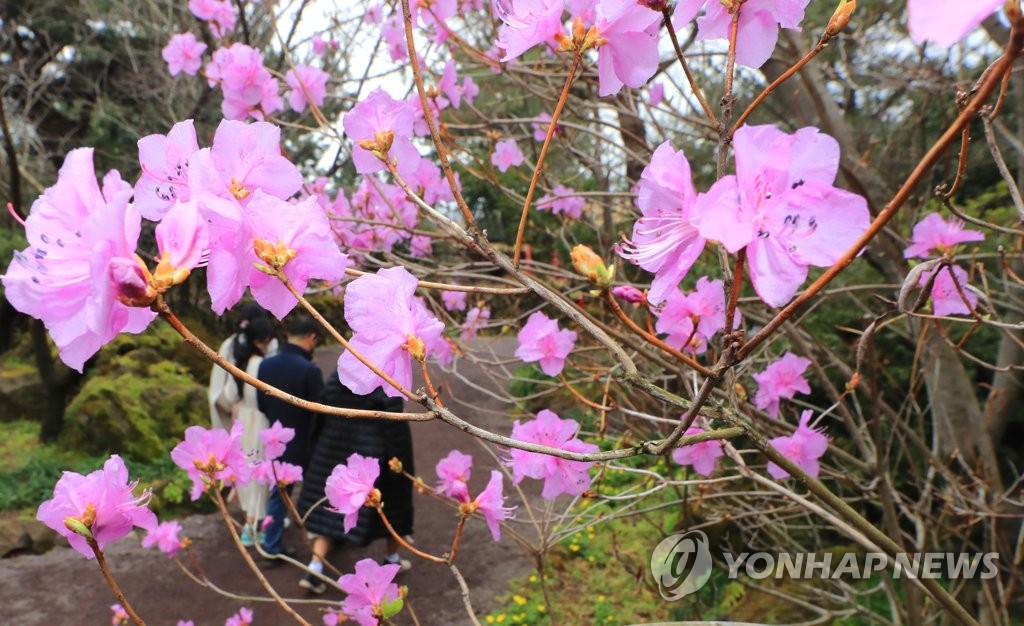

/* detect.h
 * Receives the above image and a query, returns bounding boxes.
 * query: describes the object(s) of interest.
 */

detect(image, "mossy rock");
[59,346,206,462]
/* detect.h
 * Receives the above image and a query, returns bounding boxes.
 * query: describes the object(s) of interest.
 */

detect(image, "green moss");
[59,344,206,462]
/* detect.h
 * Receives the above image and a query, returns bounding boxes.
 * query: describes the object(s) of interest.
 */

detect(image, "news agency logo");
[650,530,714,600]
[651,532,1000,601]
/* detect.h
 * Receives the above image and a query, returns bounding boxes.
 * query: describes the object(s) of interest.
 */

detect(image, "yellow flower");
[496,615,505,623]
[587,555,596,563]
[570,544,580,552]
[529,575,538,583]
[538,605,546,613]
[513,595,527,606]
[485,617,495,624]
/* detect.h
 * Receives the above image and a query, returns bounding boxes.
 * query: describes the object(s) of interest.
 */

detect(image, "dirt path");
[0,338,536,625]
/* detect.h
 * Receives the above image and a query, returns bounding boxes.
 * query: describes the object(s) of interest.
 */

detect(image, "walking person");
[295,371,415,594]
[219,317,276,547]
[208,303,277,429]
[256,313,324,559]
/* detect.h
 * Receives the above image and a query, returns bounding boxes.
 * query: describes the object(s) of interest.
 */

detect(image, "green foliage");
[59,327,207,462]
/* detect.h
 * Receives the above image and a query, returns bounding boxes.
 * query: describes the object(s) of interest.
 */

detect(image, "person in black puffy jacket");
[295,371,414,593]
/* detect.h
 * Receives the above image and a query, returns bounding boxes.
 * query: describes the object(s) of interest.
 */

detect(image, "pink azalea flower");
[903,213,985,259]
[189,0,236,38]
[654,276,727,354]
[461,305,491,340]
[411,159,455,204]
[409,234,433,257]
[767,410,829,479]
[594,0,662,96]
[285,64,330,113]
[337,266,446,397]
[442,290,468,311]
[437,59,463,108]
[436,450,473,502]
[224,607,253,626]
[178,621,195,626]
[37,455,157,559]
[507,409,598,499]
[338,558,402,626]
[245,192,351,319]
[531,113,561,142]
[170,421,252,500]
[253,460,304,486]
[462,75,480,104]
[111,605,129,626]
[259,421,295,461]
[672,427,725,477]
[612,285,645,304]
[752,352,812,418]
[344,88,421,178]
[381,15,409,62]
[494,0,565,61]
[326,453,380,533]
[162,32,207,77]
[696,0,811,68]
[692,124,870,307]
[536,184,585,218]
[921,264,978,317]
[134,119,201,220]
[141,520,187,557]
[187,120,304,313]
[2,149,157,372]
[472,471,515,540]
[155,200,209,278]
[617,141,706,305]
[492,138,525,172]
[515,311,577,376]
[908,0,1003,47]
[649,81,665,107]
[204,44,282,120]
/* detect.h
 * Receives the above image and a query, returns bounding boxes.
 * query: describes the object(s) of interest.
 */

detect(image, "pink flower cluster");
[37,455,157,558]
[620,126,869,310]
[507,409,598,499]
[338,558,403,626]
[904,213,984,317]
[767,410,829,479]
[515,311,577,376]
[752,352,812,418]
[171,421,253,500]
[336,266,445,397]
[1,149,158,371]
[325,453,380,533]
[672,426,725,477]
[435,451,515,540]
[205,44,283,120]
[142,520,188,558]
[536,184,585,219]
[654,276,728,354]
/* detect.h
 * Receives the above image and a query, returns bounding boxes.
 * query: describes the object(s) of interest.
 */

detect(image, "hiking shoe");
[299,573,327,595]
[239,525,254,548]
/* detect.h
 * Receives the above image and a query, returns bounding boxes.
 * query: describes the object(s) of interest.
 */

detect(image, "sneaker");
[239,525,254,548]
[299,572,327,595]
[384,556,412,573]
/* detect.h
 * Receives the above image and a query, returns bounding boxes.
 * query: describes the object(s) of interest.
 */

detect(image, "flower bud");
[388,457,403,474]
[571,245,614,289]
[611,285,646,305]
[110,256,156,307]
[825,0,855,37]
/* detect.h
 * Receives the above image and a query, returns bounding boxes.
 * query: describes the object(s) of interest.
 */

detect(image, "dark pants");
[261,484,293,554]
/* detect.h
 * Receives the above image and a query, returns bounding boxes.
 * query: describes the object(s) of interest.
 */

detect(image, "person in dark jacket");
[295,371,415,593]
[256,313,323,558]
